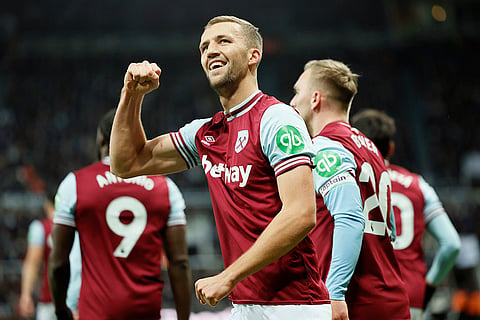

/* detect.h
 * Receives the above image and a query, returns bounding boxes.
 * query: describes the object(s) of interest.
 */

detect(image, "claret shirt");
[27,218,53,303]
[389,163,449,308]
[311,121,411,320]
[171,90,330,305]
[54,157,186,320]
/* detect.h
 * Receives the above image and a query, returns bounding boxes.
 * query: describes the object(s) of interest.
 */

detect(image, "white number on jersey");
[105,196,147,258]
[391,192,414,250]
[359,162,393,237]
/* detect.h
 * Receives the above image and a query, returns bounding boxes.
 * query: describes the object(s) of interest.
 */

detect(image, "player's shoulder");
[147,174,168,184]
[388,163,419,178]
[74,160,107,175]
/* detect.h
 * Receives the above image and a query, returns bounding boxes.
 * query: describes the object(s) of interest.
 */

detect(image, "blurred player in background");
[351,108,461,320]
[110,15,331,319]
[290,59,411,320]
[49,109,192,320]
[19,196,56,320]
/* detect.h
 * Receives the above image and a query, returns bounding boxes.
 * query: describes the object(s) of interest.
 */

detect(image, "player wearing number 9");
[351,109,461,320]
[291,59,411,320]
[48,109,192,320]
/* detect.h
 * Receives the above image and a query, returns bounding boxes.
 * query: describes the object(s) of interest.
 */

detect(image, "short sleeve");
[27,220,45,246]
[53,172,78,228]
[419,176,446,223]
[170,118,211,169]
[260,104,315,176]
[165,177,187,227]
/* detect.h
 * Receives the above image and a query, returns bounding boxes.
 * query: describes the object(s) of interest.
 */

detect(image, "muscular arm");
[110,61,187,178]
[48,224,75,316]
[19,245,43,317]
[164,225,192,320]
[195,165,316,306]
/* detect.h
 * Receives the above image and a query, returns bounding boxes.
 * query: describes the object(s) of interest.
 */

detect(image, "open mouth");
[209,60,226,71]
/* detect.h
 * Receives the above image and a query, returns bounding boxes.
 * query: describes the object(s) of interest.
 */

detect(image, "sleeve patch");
[319,172,356,198]
[275,125,305,154]
[314,150,343,178]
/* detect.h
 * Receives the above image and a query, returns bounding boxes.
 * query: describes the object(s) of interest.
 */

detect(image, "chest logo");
[235,130,249,153]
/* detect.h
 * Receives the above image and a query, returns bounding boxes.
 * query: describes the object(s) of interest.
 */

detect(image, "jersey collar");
[224,90,263,120]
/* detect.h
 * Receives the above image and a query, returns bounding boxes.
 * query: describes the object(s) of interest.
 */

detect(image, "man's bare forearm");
[110,88,149,177]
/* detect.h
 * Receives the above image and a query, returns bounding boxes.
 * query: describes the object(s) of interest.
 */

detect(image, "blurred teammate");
[351,108,461,320]
[110,15,331,319]
[48,109,192,320]
[19,197,56,320]
[290,59,411,320]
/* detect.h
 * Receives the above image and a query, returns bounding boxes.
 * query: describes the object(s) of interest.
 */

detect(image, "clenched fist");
[124,60,161,95]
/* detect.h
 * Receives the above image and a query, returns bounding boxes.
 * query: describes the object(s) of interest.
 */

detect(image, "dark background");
[0,0,479,318]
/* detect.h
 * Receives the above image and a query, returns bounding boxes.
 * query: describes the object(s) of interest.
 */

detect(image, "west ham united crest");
[235,130,249,153]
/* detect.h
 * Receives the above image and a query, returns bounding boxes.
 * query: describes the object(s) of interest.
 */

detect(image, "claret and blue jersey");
[171,90,330,305]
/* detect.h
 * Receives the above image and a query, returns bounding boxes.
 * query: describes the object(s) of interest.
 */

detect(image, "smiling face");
[199,21,251,92]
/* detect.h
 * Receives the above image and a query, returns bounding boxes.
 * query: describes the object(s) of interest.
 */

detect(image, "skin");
[19,199,55,318]
[290,68,350,320]
[110,20,317,307]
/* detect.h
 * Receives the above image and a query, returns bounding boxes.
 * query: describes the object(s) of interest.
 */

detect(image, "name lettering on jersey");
[96,171,154,191]
[350,131,379,156]
[202,155,252,187]
[314,150,342,178]
[388,169,413,188]
[318,172,356,198]
[235,130,249,153]
[276,125,305,154]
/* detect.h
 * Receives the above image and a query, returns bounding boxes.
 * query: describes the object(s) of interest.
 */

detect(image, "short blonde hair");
[305,59,359,111]
[205,15,263,55]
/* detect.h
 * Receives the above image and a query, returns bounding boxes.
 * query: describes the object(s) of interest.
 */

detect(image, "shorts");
[228,303,331,320]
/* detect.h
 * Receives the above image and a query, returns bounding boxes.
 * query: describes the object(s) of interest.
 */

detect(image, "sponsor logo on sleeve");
[275,125,305,154]
[314,150,342,178]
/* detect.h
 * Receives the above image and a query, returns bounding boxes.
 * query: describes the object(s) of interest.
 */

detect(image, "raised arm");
[195,165,316,306]
[110,61,187,178]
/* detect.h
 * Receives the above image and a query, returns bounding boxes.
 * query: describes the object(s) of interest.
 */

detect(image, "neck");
[311,109,348,137]
[218,75,259,113]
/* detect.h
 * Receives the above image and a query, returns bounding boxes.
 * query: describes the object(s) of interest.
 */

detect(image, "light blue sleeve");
[27,220,45,246]
[311,136,357,193]
[389,203,397,242]
[310,137,365,300]
[53,172,77,228]
[260,104,315,170]
[175,118,211,168]
[425,213,461,285]
[323,181,365,300]
[419,176,448,223]
[165,177,187,227]
[67,232,81,312]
